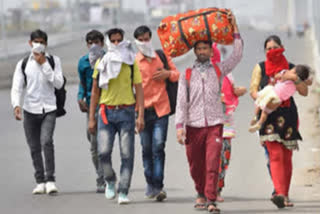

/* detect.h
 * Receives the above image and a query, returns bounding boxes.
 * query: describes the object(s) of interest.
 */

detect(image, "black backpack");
[21,55,67,117]
[156,49,178,115]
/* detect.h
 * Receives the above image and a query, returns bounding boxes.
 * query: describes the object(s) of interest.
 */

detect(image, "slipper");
[207,202,220,213]
[270,195,285,209]
[284,199,294,207]
[194,203,207,211]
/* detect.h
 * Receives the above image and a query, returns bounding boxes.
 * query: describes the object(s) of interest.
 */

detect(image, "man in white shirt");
[11,29,64,195]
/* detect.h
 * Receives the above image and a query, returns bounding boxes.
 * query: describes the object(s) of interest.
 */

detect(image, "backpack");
[155,49,178,115]
[21,55,67,117]
[185,63,222,103]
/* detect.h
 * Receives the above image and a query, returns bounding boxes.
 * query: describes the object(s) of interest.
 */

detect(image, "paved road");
[1,28,320,213]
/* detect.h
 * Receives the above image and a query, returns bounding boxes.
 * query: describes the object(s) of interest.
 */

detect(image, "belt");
[145,106,155,111]
[106,104,135,110]
[99,104,135,125]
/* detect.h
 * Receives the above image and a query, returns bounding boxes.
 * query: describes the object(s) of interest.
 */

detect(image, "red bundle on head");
[265,48,289,77]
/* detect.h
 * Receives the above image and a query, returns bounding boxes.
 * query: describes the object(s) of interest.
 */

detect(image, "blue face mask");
[89,44,104,68]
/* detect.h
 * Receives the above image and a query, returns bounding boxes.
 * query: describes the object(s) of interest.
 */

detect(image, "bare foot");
[216,193,224,202]
[207,203,220,213]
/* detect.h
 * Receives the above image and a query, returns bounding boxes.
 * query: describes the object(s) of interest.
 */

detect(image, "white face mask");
[135,39,155,58]
[89,44,104,68]
[32,42,46,54]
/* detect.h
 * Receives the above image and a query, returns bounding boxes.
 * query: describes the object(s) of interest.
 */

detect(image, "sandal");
[194,194,207,211]
[270,195,285,209]
[194,203,207,211]
[207,202,220,213]
[284,197,294,207]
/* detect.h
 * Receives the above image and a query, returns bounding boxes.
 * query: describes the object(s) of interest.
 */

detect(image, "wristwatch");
[233,33,241,39]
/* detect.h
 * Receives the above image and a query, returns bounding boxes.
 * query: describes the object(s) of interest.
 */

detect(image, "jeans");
[86,113,104,186]
[139,110,169,190]
[97,106,135,195]
[23,110,56,183]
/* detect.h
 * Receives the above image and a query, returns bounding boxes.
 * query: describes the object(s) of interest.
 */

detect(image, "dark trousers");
[23,110,56,183]
[185,125,223,202]
[139,110,169,190]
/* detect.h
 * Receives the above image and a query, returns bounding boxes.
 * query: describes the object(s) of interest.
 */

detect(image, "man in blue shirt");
[77,30,105,193]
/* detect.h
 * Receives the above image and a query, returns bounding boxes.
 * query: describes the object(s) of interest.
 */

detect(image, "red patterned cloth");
[157,8,234,57]
[265,48,289,77]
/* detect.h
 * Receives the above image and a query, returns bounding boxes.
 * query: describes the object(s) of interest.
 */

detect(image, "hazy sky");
[3,0,273,16]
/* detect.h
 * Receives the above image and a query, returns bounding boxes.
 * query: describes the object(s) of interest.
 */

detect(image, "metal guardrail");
[310,0,320,82]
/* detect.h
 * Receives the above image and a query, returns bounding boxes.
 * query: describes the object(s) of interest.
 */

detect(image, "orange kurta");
[136,52,179,117]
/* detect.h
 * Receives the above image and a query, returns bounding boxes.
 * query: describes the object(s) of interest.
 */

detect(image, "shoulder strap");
[212,63,223,97]
[212,63,221,79]
[21,55,56,85]
[156,49,170,70]
[21,56,29,85]
[185,68,192,103]
[47,55,55,70]
[130,64,134,86]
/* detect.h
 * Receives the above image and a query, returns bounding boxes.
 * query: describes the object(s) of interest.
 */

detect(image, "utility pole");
[0,0,8,59]
[287,0,296,34]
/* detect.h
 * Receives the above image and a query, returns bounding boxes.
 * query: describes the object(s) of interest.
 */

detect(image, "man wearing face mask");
[77,30,105,193]
[11,29,64,195]
[89,28,144,204]
[133,25,179,201]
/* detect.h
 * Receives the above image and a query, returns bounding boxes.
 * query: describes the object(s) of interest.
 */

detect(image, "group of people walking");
[10,10,312,213]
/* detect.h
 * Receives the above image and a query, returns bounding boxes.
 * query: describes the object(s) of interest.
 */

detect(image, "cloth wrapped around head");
[96,37,136,89]
[265,48,289,77]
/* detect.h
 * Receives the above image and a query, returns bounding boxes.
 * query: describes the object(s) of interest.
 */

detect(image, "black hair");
[86,30,104,43]
[105,28,124,40]
[194,40,213,49]
[30,29,48,43]
[133,25,152,39]
[295,64,310,81]
[264,35,282,50]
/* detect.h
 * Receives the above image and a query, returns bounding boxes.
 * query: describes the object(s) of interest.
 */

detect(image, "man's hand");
[152,68,170,81]
[227,10,239,33]
[78,99,88,112]
[88,118,97,135]
[33,52,46,65]
[135,116,145,133]
[177,129,186,145]
[14,106,22,121]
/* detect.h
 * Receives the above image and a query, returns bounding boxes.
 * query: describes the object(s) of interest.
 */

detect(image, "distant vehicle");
[296,24,305,37]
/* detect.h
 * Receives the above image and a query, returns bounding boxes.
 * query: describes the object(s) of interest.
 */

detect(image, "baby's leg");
[250,106,260,125]
[258,111,268,125]
[265,99,281,112]
[258,100,281,125]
